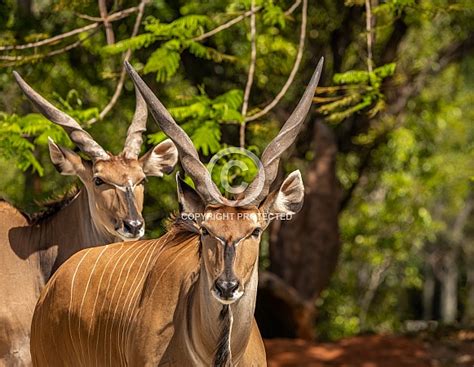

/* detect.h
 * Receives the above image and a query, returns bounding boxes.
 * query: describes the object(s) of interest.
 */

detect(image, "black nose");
[123,219,143,237]
[214,279,239,298]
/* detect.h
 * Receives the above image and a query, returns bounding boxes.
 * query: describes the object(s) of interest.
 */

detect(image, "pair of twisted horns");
[13,72,148,160]
[125,57,324,206]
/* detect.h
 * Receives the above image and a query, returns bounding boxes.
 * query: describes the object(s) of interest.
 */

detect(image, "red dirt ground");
[265,333,474,367]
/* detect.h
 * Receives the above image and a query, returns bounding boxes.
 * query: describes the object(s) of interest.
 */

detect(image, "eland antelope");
[30,58,323,366]
[0,74,178,366]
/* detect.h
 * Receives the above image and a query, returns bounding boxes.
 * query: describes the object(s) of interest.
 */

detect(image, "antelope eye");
[251,228,262,237]
[93,177,104,186]
[201,228,209,236]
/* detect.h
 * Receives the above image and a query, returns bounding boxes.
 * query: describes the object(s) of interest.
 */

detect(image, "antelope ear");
[140,139,178,177]
[176,173,204,225]
[48,137,86,176]
[259,170,305,225]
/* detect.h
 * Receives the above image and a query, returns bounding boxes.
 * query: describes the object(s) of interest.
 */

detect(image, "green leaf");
[187,41,235,63]
[374,63,397,79]
[191,120,221,155]
[145,15,212,39]
[263,4,286,28]
[144,42,182,82]
[214,89,243,110]
[333,70,370,85]
[102,33,156,55]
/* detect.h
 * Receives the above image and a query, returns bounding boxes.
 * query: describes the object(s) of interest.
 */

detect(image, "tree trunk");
[439,251,459,324]
[439,198,472,324]
[359,259,390,329]
[256,121,341,339]
[463,254,474,324]
[422,259,435,320]
[459,199,473,324]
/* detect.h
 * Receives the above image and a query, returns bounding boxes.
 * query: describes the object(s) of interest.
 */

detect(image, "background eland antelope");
[0,74,178,366]
[29,57,323,366]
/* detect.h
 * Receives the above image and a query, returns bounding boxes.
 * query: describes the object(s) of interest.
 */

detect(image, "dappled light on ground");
[266,335,434,367]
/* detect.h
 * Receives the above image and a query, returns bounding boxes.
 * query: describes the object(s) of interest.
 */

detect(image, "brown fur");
[31,212,267,366]
[0,201,30,366]
[29,55,321,366]
[29,168,304,367]
[31,224,198,366]
[29,186,80,224]
[5,72,177,366]
[0,145,177,366]
[0,188,118,367]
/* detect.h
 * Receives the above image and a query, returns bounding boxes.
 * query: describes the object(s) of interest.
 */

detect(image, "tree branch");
[0,30,99,67]
[285,0,302,16]
[0,6,138,51]
[191,0,301,43]
[76,13,104,22]
[359,258,391,328]
[259,270,311,313]
[87,0,148,125]
[339,148,372,210]
[98,0,115,45]
[452,195,473,244]
[244,0,307,122]
[192,7,262,42]
[239,0,257,147]
[365,0,374,74]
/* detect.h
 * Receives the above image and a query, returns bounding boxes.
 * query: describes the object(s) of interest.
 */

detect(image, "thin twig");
[313,96,344,103]
[245,0,307,122]
[104,7,141,22]
[0,23,100,52]
[285,0,302,16]
[365,0,374,74]
[76,13,104,22]
[98,0,115,45]
[192,7,262,42]
[192,0,300,43]
[87,0,148,125]
[0,6,138,51]
[0,55,20,61]
[0,30,99,67]
[316,85,362,92]
[239,0,257,147]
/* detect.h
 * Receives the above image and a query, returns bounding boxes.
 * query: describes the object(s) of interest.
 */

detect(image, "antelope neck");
[29,188,116,279]
[184,260,259,365]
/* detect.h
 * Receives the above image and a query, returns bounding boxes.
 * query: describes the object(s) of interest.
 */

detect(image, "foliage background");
[0,0,473,341]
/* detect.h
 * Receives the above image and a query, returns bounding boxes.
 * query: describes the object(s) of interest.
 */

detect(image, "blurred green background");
[0,0,473,352]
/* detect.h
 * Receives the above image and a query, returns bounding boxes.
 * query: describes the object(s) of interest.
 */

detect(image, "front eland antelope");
[0,74,178,366]
[30,58,323,366]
